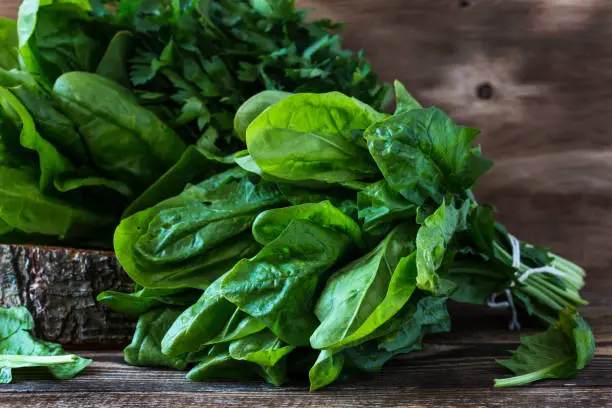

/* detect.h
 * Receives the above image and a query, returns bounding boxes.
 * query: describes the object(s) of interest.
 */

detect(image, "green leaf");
[97,287,202,317]
[229,330,295,367]
[234,90,292,141]
[187,342,289,386]
[366,107,492,206]
[124,308,191,370]
[309,350,344,391]
[221,220,352,346]
[96,30,134,87]
[161,277,237,357]
[114,168,284,289]
[246,92,386,183]
[0,18,19,70]
[122,146,230,218]
[393,81,421,114]
[357,180,417,238]
[495,308,595,387]
[416,199,470,294]
[0,307,91,383]
[311,225,418,351]
[252,200,363,248]
[53,72,186,193]
[18,0,110,89]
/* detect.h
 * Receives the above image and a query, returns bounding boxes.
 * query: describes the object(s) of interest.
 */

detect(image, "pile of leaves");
[0,0,595,390]
[0,0,388,247]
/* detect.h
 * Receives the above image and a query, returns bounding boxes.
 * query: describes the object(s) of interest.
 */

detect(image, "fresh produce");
[0,0,595,391]
[0,307,91,384]
[100,83,594,390]
[0,0,388,247]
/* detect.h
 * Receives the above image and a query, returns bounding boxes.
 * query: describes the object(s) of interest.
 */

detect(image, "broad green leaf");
[366,107,492,206]
[0,307,91,383]
[97,287,202,317]
[123,146,230,217]
[221,220,351,346]
[124,308,191,370]
[252,201,363,247]
[53,72,186,193]
[311,225,418,351]
[18,0,110,89]
[161,278,237,357]
[416,199,470,294]
[0,19,19,70]
[187,342,288,386]
[357,180,417,237]
[96,30,134,87]
[246,92,386,183]
[234,90,292,140]
[393,80,421,114]
[229,330,295,367]
[204,309,266,346]
[495,308,595,387]
[114,167,284,289]
[309,350,344,391]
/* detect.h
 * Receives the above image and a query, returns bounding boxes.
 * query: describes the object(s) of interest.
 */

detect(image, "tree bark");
[0,244,135,346]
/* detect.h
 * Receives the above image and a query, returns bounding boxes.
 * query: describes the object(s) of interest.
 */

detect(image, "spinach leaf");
[114,168,285,289]
[416,199,470,294]
[96,31,134,87]
[365,100,492,206]
[161,277,238,357]
[228,330,295,367]
[187,342,288,386]
[246,92,386,183]
[123,145,231,217]
[53,72,186,193]
[311,225,418,351]
[378,295,451,353]
[18,0,113,89]
[0,18,18,70]
[357,180,417,238]
[252,200,363,248]
[392,80,422,114]
[0,307,91,384]
[124,308,191,370]
[495,308,595,387]
[221,219,352,346]
[97,287,202,317]
[309,350,345,391]
[234,90,292,141]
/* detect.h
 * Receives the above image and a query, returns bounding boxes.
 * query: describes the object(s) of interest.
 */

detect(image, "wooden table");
[2,1,612,407]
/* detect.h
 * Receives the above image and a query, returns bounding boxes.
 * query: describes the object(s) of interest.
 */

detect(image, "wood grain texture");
[1,307,610,408]
[0,245,135,345]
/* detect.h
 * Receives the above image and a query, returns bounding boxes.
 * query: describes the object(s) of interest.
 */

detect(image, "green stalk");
[494,358,571,387]
[0,354,78,365]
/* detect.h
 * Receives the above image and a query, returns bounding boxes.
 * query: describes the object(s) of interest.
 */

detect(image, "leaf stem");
[494,357,572,387]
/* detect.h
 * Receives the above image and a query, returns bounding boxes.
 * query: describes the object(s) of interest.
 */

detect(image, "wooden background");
[1,1,612,407]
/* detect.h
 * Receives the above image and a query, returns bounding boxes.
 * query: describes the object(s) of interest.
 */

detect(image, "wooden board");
[0,307,610,408]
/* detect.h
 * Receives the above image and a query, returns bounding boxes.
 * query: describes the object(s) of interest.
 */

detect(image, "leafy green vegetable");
[97,287,202,317]
[365,106,492,206]
[234,90,292,141]
[221,218,354,346]
[114,168,285,289]
[0,19,18,70]
[53,72,186,193]
[495,308,595,387]
[311,225,418,351]
[0,307,91,383]
[309,350,344,391]
[415,199,470,294]
[124,308,191,370]
[246,92,386,183]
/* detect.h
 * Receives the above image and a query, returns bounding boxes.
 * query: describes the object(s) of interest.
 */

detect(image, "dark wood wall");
[2,0,611,301]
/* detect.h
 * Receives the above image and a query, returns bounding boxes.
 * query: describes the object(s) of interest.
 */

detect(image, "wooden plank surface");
[1,307,610,407]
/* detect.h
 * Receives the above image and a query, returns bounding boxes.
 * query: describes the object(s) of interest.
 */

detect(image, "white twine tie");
[487,234,566,331]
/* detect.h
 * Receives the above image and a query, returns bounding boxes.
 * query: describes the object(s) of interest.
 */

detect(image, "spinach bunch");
[102,82,594,390]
